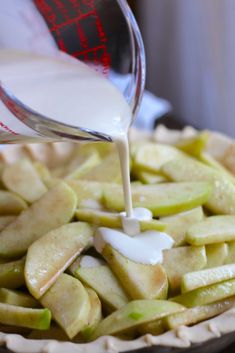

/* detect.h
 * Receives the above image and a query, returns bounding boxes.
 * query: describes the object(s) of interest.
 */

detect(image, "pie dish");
[0,125,235,353]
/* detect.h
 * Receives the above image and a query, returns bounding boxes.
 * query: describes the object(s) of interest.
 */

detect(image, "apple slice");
[81,288,102,340]
[162,155,235,215]
[66,180,108,209]
[225,241,235,264]
[0,182,77,258]
[75,263,129,311]
[186,215,235,245]
[181,264,235,293]
[33,161,52,189]
[199,152,235,185]
[160,207,204,246]
[0,257,25,289]
[2,158,47,203]
[103,182,212,216]
[80,151,122,183]
[102,244,168,300]
[0,191,27,215]
[25,222,93,299]
[172,278,235,307]
[40,274,90,339]
[91,300,184,340]
[133,143,184,173]
[163,246,207,294]
[138,319,165,336]
[174,131,208,157]
[206,243,228,268]
[0,303,51,330]
[133,170,167,184]
[0,288,39,308]
[165,297,235,329]
[0,216,16,231]
[75,208,165,231]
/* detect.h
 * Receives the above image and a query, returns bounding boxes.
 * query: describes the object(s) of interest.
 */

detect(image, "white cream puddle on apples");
[94,208,174,265]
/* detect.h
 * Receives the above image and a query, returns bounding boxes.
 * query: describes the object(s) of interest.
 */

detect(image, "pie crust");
[0,125,235,353]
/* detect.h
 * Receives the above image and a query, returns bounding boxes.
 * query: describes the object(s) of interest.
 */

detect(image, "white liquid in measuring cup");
[0,49,133,216]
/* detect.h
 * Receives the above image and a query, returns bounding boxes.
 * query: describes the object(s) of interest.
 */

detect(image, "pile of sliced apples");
[1,131,235,342]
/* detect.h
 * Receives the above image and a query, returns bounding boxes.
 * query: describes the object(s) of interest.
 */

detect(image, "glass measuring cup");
[0,0,145,143]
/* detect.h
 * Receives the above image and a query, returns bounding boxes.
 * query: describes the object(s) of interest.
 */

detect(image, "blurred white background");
[136,0,235,136]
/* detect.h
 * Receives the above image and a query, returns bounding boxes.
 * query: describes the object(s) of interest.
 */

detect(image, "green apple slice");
[75,264,129,311]
[33,161,52,189]
[174,131,208,157]
[181,264,235,293]
[0,288,39,308]
[75,208,165,231]
[160,207,204,246]
[91,300,184,340]
[206,243,228,268]
[133,143,184,173]
[172,278,235,307]
[186,216,235,245]
[81,287,102,340]
[0,191,27,215]
[80,151,122,183]
[0,303,51,330]
[25,222,93,299]
[225,241,235,264]
[40,274,90,339]
[163,246,207,294]
[0,257,25,289]
[102,244,168,300]
[133,170,167,184]
[0,182,77,258]
[2,159,47,203]
[0,216,16,231]
[103,182,212,216]
[138,319,165,336]
[199,152,235,185]
[162,155,235,214]
[66,180,108,209]
[165,297,235,329]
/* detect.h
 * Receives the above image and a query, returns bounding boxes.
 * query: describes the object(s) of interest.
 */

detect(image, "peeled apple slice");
[163,246,207,294]
[0,303,51,330]
[81,288,102,340]
[181,264,235,293]
[25,222,93,299]
[103,182,212,216]
[186,216,235,245]
[206,243,228,268]
[133,143,184,173]
[0,257,25,289]
[172,278,235,307]
[0,288,39,308]
[0,182,77,258]
[160,207,204,246]
[75,264,129,311]
[2,158,47,203]
[91,300,184,340]
[162,155,235,215]
[40,274,90,339]
[102,244,168,300]
[0,191,27,215]
[165,297,235,329]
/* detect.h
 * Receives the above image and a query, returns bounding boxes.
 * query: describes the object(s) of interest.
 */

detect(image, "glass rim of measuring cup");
[0,0,146,142]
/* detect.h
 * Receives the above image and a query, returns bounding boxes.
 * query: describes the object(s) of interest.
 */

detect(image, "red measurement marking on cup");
[34,0,111,76]
[0,121,18,136]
